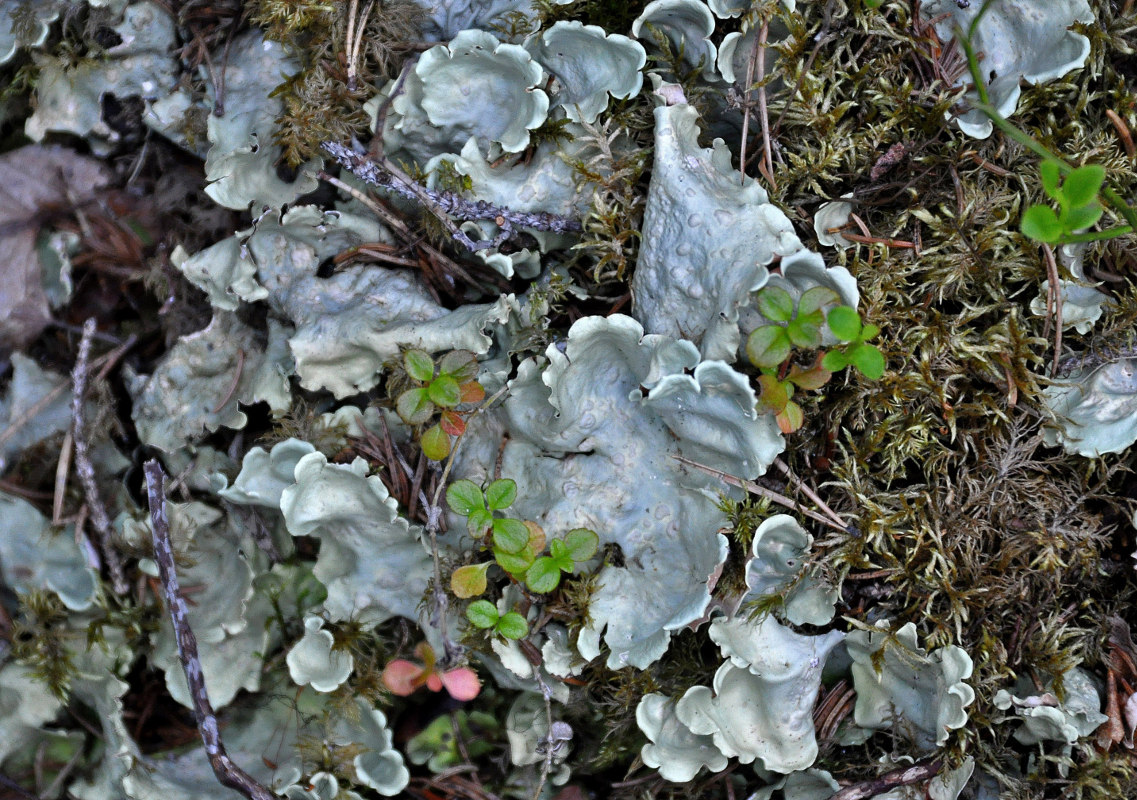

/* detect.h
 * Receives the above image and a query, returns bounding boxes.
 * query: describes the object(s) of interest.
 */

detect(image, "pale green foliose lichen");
[25,2,178,147]
[525,21,646,124]
[0,491,99,611]
[636,693,728,782]
[453,314,783,668]
[632,0,718,80]
[676,615,844,773]
[287,615,354,692]
[631,102,802,361]
[993,667,1108,746]
[1041,359,1137,457]
[743,514,838,626]
[280,452,432,627]
[920,0,1094,139]
[847,621,976,749]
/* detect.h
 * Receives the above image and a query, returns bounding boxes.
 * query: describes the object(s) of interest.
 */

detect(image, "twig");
[71,319,129,596]
[53,430,73,524]
[322,141,582,251]
[755,19,775,190]
[346,0,375,92]
[0,334,135,452]
[143,460,275,800]
[772,457,846,528]
[318,171,491,293]
[672,455,849,532]
[1106,109,1136,159]
[1041,243,1063,377]
[738,21,760,183]
[529,671,570,800]
[211,348,245,413]
[830,758,943,800]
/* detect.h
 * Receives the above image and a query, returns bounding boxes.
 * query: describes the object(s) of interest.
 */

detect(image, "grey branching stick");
[71,319,129,595]
[143,460,274,800]
[830,759,943,800]
[321,141,583,251]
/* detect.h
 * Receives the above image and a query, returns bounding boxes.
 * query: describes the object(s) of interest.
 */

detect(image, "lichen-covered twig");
[322,141,582,251]
[829,758,942,800]
[71,319,129,596]
[143,459,274,800]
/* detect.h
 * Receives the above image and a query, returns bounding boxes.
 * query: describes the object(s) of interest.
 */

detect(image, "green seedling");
[466,599,529,639]
[746,286,885,432]
[396,349,486,461]
[447,478,599,595]
[524,528,599,593]
[1021,162,1106,244]
[821,306,885,379]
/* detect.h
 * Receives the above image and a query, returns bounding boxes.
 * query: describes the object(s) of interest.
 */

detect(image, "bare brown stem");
[143,459,274,800]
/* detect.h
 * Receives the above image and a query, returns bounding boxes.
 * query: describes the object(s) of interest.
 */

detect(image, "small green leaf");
[1061,202,1102,232]
[446,480,485,515]
[420,424,451,461]
[1039,160,1062,199]
[756,286,795,322]
[485,479,517,511]
[821,349,850,372]
[439,350,479,382]
[849,344,885,379]
[396,388,434,425]
[860,323,880,341]
[826,306,862,342]
[467,508,493,537]
[746,325,792,369]
[1021,205,1062,243]
[786,317,822,349]
[404,349,435,382]
[525,557,562,593]
[466,600,499,629]
[451,563,491,598]
[492,517,530,554]
[563,528,599,562]
[427,375,462,407]
[495,546,536,575]
[798,286,839,317]
[1063,164,1105,208]
[495,611,529,640]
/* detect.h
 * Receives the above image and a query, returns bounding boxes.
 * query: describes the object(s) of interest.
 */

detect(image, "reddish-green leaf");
[786,363,831,391]
[756,374,791,414]
[777,401,804,433]
[439,410,466,436]
[459,381,486,404]
[451,563,491,598]
[439,350,479,382]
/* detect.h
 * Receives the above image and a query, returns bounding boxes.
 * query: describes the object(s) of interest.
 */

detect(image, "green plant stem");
[958,22,1137,235]
[1060,225,1134,244]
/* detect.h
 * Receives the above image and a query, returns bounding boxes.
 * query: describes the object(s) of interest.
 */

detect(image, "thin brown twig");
[1041,243,1063,376]
[772,457,846,528]
[71,319,129,595]
[738,21,761,183]
[672,455,849,532]
[1106,109,1136,159]
[143,460,275,800]
[211,348,246,413]
[755,19,776,190]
